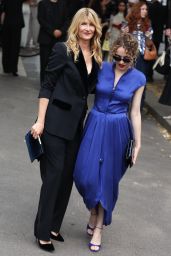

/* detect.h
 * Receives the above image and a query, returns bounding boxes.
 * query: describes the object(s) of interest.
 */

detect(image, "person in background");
[1,0,27,76]
[37,0,69,82]
[31,8,102,252]
[21,1,30,47]
[158,8,171,118]
[107,0,127,48]
[26,0,40,48]
[0,0,4,24]
[74,33,145,253]
[67,0,85,18]
[0,0,4,45]
[147,0,165,82]
[89,0,116,45]
[166,0,171,30]
[125,1,153,109]
[127,0,139,14]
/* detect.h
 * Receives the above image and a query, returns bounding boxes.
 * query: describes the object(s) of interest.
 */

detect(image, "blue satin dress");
[74,62,146,225]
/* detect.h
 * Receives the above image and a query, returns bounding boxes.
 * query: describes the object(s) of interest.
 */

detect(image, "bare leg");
[39,240,52,244]
[89,204,104,252]
[87,208,97,235]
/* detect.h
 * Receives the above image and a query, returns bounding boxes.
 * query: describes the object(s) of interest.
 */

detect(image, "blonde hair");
[66,8,102,66]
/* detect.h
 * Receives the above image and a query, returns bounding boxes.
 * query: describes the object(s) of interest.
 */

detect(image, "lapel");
[68,50,87,95]
[89,58,99,93]
[69,49,99,94]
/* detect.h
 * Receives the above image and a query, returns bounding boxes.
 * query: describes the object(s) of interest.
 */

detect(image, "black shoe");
[37,240,55,252]
[12,72,18,76]
[50,232,64,242]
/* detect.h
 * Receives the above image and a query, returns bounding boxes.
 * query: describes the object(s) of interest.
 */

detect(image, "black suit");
[66,0,84,18]
[2,0,25,73]
[149,1,165,51]
[37,0,69,81]
[167,0,171,28]
[34,42,99,240]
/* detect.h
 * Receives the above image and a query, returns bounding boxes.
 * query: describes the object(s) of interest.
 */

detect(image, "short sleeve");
[136,71,146,90]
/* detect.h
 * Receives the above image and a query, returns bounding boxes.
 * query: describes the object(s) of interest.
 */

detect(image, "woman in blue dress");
[74,33,146,252]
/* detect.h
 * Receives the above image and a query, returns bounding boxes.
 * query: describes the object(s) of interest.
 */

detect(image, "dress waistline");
[92,108,128,116]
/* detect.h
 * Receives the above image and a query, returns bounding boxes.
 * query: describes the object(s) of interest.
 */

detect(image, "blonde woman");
[74,33,145,252]
[31,8,102,252]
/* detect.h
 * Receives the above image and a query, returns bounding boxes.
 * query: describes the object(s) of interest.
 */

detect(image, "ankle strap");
[95,226,103,230]
[91,212,97,216]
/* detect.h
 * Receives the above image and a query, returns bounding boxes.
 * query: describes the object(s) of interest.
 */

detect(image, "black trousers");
[2,26,21,73]
[34,128,82,241]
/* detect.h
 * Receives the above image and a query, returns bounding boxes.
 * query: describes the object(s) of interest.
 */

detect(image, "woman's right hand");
[31,122,44,139]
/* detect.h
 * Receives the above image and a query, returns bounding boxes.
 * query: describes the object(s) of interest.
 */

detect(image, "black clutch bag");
[126,139,134,168]
[25,131,44,162]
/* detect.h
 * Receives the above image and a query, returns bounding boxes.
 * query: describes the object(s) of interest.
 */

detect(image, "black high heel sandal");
[37,239,55,252]
[50,232,64,242]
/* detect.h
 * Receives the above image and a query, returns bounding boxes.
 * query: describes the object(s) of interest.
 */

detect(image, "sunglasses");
[113,55,131,63]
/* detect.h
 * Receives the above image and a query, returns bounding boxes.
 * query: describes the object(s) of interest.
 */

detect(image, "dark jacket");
[167,0,171,28]
[148,1,165,43]
[66,0,84,18]
[0,0,4,15]
[3,0,25,28]
[38,0,69,45]
[39,42,99,140]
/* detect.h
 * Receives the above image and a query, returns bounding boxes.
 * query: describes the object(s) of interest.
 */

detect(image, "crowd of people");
[0,1,170,81]
[0,0,171,253]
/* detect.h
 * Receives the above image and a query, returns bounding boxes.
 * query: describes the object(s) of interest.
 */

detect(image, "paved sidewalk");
[145,72,171,134]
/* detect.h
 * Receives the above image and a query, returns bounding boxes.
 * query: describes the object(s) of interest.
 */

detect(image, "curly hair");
[66,8,102,66]
[111,33,139,61]
[126,2,151,33]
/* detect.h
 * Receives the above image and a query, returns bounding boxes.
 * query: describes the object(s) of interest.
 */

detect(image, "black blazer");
[66,0,84,18]
[167,0,171,28]
[3,0,25,28]
[148,1,165,43]
[38,0,69,45]
[39,42,99,140]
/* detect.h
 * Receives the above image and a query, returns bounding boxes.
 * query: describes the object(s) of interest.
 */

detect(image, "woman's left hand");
[132,145,141,165]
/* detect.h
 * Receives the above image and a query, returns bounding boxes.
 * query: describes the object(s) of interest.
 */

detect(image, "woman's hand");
[53,29,62,38]
[121,25,129,33]
[31,122,44,139]
[132,145,141,165]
